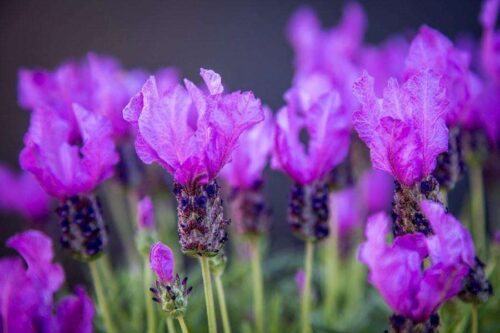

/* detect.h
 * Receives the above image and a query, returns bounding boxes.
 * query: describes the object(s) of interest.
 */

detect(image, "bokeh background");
[2,0,497,287]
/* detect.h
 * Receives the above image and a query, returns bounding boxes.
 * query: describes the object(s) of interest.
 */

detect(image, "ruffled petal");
[55,287,95,333]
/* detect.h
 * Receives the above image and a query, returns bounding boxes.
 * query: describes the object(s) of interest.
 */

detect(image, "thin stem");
[89,259,117,333]
[440,189,448,207]
[166,318,177,333]
[471,304,478,333]
[301,241,314,333]
[200,257,217,333]
[215,275,232,333]
[250,240,264,333]
[144,260,156,333]
[323,230,338,325]
[177,317,189,333]
[470,165,487,258]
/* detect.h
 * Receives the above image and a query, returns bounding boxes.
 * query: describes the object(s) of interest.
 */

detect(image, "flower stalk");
[214,275,231,333]
[251,239,265,333]
[166,318,177,333]
[144,259,156,333]
[301,241,314,333]
[200,257,217,333]
[470,164,487,259]
[178,316,189,333]
[89,259,117,333]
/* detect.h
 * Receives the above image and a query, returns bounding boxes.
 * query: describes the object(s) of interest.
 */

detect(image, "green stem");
[440,189,448,207]
[323,232,338,325]
[214,275,232,333]
[89,259,117,333]
[470,165,487,258]
[471,304,478,333]
[250,240,264,333]
[144,260,156,333]
[166,318,177,333]
[301,241,314,333]
[200,257,217,333]
[177,317,189,333]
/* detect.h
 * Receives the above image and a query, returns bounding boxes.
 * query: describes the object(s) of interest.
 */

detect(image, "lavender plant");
[0,1,499,333]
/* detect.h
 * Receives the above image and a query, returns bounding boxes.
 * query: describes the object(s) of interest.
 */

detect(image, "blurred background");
[1,0,495,286]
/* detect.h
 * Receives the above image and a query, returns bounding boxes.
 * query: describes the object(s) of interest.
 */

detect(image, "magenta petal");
[421,200,475,267]
[55,287,95,333]
[149,242,175,284]
[137,196,155,230]
[6,230,65,297]
[200,68,224,95]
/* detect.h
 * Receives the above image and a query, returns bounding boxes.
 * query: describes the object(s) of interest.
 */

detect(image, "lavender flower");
[137,196,155,231]
[149,242,192,318]
[18,53,142,139]
[0,230,94,333]
[275,74,350,241]
[0,164,51,221]
[352,70,448,236]
[221,107,274,236]
[20,105,118,260]
[358,201,473,328]
[124,68,263,256]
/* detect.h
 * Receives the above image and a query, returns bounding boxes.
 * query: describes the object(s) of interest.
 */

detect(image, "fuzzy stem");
[470,165,487,258]
[89,259,117,333]
[177,317,189,333]
[323,229,338,325]
[143,260,156,333]
[166,318,177,333]
[214,275,232,333]
[471,304,478,333]
[251,240,264,333]
[301,241,314,333]
[200,257,217,333]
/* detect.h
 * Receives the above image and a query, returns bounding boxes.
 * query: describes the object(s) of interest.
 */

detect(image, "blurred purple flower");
[0,164,51,221]
[18,53,148,139]
[220,106,274,189]
[480,0,500,83]
[287,3,365,115]
[360,36,409,95]
[357,168,394,215]
[124,68,264,187]
[137,196,155,230]
[150,241,175,285]
[274,74,350,185]
[0,230,94,333]
[352,70,448,187]
[358,201,473,322]
[20,105,119,199]
[405,26,475,127]
[329,187,361,237]
[295,269,305,296]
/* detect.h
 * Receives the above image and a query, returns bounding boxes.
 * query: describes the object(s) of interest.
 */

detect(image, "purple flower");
[480,0,500,83]
[357,168,394,215]
[150,242,175,285]
[0,164,51,221]
[358,201,472,322]
[55,287,95,333]
[274,74,350,185]
[405,25,474,127]
[287,4,365,115]
[329,187,361,237]
[124,68,264,187]
[137,196,155,230]
[360,36,409,95]
[352,70,448,187]
[20,104,119,199]
[295,269,305,296]
[18,53,143,138]
[220,106,274,189]
[0,230,94,333]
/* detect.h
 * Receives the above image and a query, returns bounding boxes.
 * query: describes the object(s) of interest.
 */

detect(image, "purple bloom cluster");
[359,201,475,323]
[0,230,94,332]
